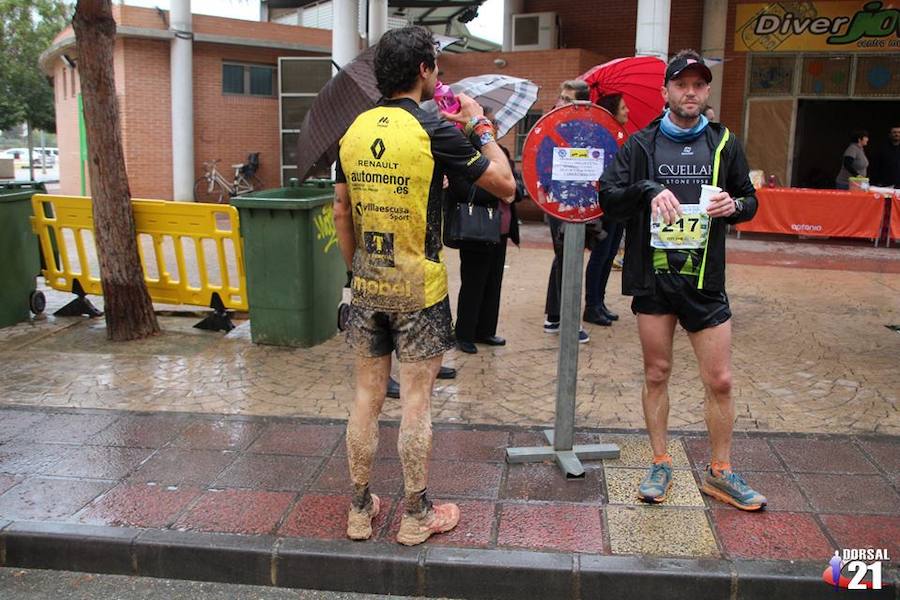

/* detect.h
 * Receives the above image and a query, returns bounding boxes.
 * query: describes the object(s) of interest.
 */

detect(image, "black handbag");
[443,185,501,247]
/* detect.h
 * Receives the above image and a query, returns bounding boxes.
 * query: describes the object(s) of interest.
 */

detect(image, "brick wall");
[521,1,705,58]
[722,1,752,137]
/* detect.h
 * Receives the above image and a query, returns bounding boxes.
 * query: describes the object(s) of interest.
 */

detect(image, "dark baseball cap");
[664,56,712,85]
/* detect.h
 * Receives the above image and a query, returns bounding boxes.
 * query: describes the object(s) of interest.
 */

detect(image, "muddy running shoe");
[637,461,673,503]
[396,502,460,546]
[346,494,381,540]
[701,465,767,511]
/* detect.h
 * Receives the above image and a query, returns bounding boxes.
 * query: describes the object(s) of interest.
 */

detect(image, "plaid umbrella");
[295,37,462,182]
[294,46,379,182]
[420,74,539,139]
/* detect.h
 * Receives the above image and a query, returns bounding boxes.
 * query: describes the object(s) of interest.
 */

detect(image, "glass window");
[515,111,542,159]
[222,64,245,94]
[282,132,299,166]
[281,96,316,130]
[280,60,332,94]
[249,66,274,96]
[748,55,795,96]
[800,56,850,96]
[855,55,900,97]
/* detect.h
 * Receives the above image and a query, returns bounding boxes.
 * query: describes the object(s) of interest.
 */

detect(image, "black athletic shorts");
[631,273,732,333]
[346,296,455,362]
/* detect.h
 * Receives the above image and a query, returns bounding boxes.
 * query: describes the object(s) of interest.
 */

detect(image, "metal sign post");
[506,223,619,477]
[506,103,626,477]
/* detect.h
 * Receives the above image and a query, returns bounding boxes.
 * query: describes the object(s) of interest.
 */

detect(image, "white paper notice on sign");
[551,147,605,182]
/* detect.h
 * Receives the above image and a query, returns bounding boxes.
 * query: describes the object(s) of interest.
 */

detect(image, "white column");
[367,0,388,46]
[502,0,524,52]
[635,0,670,60]
[170,0,194,201]
[332,0,359,70]
[701,0,728,115]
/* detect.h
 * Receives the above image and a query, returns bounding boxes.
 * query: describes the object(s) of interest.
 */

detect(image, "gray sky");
[117,0,504,44]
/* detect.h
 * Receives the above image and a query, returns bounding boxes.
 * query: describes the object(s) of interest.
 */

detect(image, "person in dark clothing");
[870,125,900,188]
[584,93,630,326]
[543,80,592,342]
[835,129,869,190]
[598,49,766,512]
[449,144,521,354]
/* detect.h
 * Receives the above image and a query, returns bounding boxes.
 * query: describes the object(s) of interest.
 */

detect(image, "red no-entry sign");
[521,103,628,223]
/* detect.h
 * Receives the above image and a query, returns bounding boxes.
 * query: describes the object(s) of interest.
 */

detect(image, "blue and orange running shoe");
[700,465,767,511]
[637,461,673,503]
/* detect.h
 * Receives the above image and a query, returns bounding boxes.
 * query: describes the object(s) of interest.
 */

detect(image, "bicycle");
[193,152,264,203]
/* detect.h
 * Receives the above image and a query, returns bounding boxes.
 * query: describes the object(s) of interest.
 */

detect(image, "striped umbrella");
[420,74,540,139]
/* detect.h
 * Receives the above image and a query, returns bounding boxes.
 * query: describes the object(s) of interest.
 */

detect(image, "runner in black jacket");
[597,50,766,512]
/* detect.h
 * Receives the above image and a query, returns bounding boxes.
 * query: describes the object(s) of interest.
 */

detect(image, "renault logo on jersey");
[370,138,386,160]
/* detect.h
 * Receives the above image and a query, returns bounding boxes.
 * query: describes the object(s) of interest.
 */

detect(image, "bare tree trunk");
[73,0,159,341]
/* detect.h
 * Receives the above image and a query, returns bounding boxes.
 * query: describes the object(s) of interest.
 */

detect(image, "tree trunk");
[73,0,159,341]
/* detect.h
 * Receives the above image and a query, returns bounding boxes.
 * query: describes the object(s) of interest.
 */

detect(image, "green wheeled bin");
[232,181,344,347]
[0,181,47,328]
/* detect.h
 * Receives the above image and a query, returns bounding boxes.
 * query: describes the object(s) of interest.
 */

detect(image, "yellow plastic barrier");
[31,194,248,311]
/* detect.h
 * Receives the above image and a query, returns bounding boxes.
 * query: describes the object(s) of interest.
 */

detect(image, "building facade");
[43,1,899,201]
[41,4,331,199]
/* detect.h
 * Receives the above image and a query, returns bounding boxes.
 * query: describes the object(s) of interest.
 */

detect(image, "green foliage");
[0,0,71,132]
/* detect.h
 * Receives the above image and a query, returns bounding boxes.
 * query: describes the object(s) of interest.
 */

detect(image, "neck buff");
[659,109,709,143]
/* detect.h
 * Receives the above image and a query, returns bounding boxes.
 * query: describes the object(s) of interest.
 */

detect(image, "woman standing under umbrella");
[449,112,521,354]
[584,93,630,326]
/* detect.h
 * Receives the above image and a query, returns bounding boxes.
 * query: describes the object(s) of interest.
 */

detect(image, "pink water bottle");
[434,81,463,128]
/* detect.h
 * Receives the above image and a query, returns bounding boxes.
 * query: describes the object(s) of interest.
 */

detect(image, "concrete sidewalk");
[0,230,897,598]
[0,406,896,598]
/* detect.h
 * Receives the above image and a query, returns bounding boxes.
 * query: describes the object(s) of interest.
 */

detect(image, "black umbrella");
[295,37,460,181]
[295,46,380,181]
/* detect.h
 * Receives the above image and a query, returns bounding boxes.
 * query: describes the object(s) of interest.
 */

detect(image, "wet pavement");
[1,226,898,436]
[0,227,898,597]
[0,406,896,597]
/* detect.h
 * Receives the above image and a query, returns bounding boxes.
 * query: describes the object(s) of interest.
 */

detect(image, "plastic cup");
[698,184,721,215]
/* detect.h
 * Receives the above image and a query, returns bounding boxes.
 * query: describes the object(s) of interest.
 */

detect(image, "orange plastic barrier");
[736,188,884,240]
[891,195,900,244]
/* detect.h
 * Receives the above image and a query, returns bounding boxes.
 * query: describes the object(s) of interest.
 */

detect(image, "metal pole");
[553,222,584,451]
[367,0,388,46]
[170,0,194,201]
[506,221,619,476]
[635,0,671,60]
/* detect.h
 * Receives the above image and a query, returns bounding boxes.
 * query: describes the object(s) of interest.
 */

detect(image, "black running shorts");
[631,273,732,333]
[346,296,455,362]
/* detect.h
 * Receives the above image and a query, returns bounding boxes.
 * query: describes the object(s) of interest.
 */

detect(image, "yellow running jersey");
[337,98,489,312]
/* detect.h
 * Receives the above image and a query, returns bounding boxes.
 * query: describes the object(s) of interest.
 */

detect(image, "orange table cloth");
[736,187,884,239]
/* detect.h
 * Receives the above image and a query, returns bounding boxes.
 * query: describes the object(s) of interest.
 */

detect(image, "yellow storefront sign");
[735,1,900,52]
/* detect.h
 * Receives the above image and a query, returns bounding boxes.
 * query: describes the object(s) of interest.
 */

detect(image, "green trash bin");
[232,181,344,347]
[0,181,47,328]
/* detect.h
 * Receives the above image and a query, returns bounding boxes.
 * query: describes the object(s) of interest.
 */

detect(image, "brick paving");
[0,407,896,564]
[1,227,897,436]
[0,230,897,595]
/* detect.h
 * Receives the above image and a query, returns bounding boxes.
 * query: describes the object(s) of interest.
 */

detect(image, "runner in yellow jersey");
[332,26,515,545]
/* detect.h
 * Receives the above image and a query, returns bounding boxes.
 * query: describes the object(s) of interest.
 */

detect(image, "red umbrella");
[580,56,666,135]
